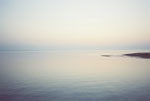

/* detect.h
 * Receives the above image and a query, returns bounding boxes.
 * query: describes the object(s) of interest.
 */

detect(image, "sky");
[0,0,149,50]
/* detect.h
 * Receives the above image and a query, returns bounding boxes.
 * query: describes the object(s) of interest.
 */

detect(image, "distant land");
[124,52,150,59]
[101,52,150,59]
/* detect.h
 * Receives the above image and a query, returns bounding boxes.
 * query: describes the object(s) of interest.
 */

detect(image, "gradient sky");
[0,0,149,50]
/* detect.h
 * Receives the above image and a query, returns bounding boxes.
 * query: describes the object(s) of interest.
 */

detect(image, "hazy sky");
[0,0,149,50]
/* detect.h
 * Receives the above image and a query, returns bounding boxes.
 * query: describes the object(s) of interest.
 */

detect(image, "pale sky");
[0,0,149,50]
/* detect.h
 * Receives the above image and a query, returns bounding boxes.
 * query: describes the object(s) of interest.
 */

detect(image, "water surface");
[0,50,149,101]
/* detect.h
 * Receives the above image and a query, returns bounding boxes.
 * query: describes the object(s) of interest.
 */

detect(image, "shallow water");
[0,50,149,101]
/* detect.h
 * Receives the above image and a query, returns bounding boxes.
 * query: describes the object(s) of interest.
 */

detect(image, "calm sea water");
[0,50,149,101]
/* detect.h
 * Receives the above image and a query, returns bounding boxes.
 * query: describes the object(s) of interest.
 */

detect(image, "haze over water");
[0,0,150,101]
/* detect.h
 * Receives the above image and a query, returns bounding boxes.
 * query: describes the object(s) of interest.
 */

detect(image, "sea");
[0,50,149,101]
